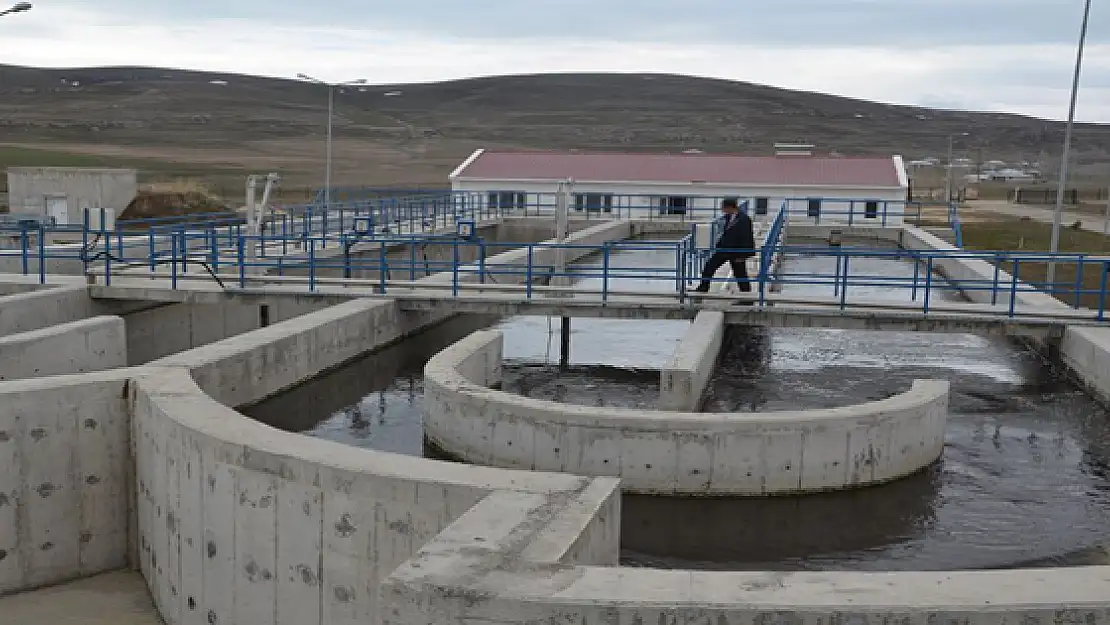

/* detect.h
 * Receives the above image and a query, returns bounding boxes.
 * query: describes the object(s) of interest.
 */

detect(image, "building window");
[864,201,879,219]
[488,191,525,210]
[658,196,687,215]
[807,198,821,218]
[574,193,613,213]
[755,197,769,215]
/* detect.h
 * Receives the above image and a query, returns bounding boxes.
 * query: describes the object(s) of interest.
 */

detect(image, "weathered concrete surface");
[129,366,618,625]
[901,225,1110,402]
[659,310,724,411]
[0,316,127,380]
[0,372,131,595]
[425,330,950,495]
[0,570,160,624]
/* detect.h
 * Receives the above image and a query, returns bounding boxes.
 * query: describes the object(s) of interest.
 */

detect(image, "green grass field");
[959,218,1110,308]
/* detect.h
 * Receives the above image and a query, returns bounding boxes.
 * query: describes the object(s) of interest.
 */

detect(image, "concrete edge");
[424,329,950,495]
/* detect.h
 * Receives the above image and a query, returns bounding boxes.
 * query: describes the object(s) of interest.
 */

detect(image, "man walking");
[695,198,756,294]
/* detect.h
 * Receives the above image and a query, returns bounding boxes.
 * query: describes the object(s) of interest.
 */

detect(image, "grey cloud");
[56,0,1110,47]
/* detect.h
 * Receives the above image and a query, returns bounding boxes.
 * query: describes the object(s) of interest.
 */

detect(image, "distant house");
[448,147,910,224]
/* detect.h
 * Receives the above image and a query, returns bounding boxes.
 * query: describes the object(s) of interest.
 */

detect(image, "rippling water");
[242,238,1110,571]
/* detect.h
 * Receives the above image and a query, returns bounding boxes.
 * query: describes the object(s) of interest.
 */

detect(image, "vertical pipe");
[560,316,571,370]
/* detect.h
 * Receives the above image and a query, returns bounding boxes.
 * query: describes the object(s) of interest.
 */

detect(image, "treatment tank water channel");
[241,237,1110,571]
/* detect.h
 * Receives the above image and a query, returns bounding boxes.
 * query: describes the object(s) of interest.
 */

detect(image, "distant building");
[6,167,136,226]
[449,147,910,224]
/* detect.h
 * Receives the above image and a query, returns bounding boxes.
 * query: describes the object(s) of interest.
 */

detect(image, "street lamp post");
[945,132,969,203]
[1047,0,1093,287]
[0,2,32,17]
[296,74,368,210]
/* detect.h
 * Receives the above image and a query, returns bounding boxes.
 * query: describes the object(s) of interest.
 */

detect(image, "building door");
[46,196,69,225]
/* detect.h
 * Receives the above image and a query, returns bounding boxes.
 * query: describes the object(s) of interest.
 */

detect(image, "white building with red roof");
[448,146,910,224]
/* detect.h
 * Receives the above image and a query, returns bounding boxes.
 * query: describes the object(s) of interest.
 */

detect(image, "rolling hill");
[0,65,1107,188]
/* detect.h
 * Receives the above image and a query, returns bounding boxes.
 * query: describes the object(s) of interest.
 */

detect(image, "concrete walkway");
[968,200,1110,235]
[0,571,161,624]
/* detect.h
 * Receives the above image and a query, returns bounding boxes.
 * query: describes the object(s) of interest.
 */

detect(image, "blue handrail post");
[910,252,920,301]
[526,246,534,299]
[39,223,47,284]
[308,238,317,292]
[602,243,611,302]
[1008,260,1020,318]
[1073,258,1085,309]
[452,238,460,297]
[236,235,245,288]
[479,241,487,285]
[839,255,850,309]
[848,201,854,227]
[991,255,1002,305]
[148,227,157,272]
[923,257,934,315]
[1098,262,1108,321]
[378,241,387,294]
[171,231,179,290]
[80,211,89,275]
[20,222,29,276]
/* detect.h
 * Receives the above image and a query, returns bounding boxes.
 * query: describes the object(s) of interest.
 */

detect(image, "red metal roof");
[452,150,903,188]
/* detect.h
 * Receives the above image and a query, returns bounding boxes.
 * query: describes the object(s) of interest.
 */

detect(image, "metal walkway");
[85,277,1100,338]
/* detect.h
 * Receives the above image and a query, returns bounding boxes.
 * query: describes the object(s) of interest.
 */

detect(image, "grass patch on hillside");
[959,218,1110,309]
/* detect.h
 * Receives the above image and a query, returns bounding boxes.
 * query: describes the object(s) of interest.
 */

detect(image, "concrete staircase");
[924,226,958,246]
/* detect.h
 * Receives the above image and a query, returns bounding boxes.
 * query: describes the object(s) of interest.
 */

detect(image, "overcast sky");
[1,1,1108,122]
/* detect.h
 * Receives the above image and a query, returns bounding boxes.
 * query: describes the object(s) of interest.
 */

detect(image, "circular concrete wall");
[423,329,950,495]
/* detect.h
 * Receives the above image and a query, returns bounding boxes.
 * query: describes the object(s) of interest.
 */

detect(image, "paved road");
[967,200,1110,236]
[0,571,160,625]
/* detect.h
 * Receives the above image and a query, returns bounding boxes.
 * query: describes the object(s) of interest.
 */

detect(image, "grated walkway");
[0,571,160,625]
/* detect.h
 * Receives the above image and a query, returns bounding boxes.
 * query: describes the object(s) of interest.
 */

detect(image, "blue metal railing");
[60,226,1110,322]
[7,192,1105,322]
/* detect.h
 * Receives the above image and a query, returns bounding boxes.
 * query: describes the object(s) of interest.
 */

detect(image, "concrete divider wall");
[426,330,950,495]
[0,316,127,380]
[418,220,633,286]
[659,311,724,411]
[901,226,1110,403]
[0,372,132,595]
[0,286,104,337]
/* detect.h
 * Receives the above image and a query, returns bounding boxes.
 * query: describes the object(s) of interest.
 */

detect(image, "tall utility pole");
[296,74,368,209]
[0,2,32,17]
[945,132,968,202]
[1047,0,1093,287]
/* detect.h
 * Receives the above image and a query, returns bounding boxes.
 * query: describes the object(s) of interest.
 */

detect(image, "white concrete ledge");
[425,330,950,495]
[659,310,724,411]
[0,316,127,380]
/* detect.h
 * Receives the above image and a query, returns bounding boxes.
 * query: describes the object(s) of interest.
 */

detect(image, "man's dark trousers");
[696,254,751,293]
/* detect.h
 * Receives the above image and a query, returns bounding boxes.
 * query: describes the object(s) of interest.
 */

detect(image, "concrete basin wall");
[0,372,132,595]
[425,330,950,495]
[0,316,127,380]
[901,226,1110,403]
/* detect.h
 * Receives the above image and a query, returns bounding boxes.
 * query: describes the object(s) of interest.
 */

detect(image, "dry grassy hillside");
[0,66,1108,189]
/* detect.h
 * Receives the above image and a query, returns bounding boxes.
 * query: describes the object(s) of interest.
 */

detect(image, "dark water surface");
[242,242,1110,571]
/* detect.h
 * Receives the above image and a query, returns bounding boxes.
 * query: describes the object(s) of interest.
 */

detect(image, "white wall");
[7,168,138,225]
[451,179,907,225]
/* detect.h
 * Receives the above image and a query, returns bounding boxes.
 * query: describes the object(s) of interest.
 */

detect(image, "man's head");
[721,198,739,214]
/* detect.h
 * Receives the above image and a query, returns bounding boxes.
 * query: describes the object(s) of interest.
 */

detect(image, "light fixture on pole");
[296,73,368,209]
[0,2,32,17]
[1047,0,1092,288]
[945,132,969,203]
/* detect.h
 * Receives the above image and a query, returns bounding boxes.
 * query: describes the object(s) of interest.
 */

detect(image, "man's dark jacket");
[716,212,756,258]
